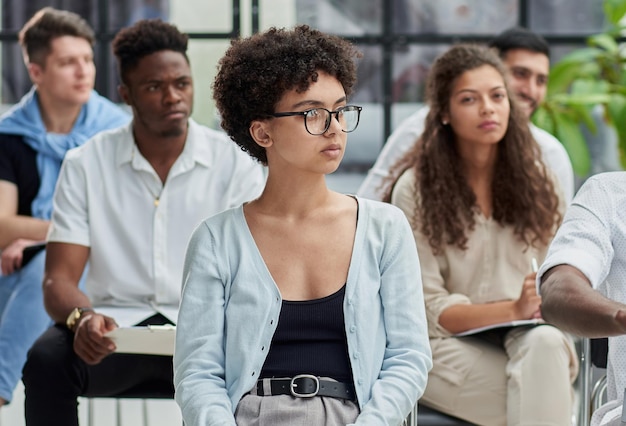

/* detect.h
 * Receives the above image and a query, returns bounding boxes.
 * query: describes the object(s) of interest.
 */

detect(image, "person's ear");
[118,84,131,106]
[249,120,273,147]
[27,63,43,85]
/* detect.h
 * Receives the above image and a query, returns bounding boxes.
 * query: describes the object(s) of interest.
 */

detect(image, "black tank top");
[259,284,353,383]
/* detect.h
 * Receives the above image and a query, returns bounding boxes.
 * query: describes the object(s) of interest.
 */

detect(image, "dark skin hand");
[72,312,118,365]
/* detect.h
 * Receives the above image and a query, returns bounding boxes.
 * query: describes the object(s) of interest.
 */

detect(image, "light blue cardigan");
[174,197,432,426]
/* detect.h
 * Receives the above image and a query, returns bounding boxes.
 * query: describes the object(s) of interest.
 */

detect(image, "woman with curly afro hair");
[174,25,432,425]
[386,44,578,425]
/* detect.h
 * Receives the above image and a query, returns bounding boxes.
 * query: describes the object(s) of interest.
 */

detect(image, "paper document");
[105,325,176,356]
[454,319,544,337]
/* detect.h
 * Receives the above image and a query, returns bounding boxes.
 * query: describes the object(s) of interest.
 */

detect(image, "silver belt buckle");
[290,374,319,398]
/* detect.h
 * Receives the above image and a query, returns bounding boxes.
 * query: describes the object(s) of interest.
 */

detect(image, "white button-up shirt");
[48,119,265,326]
[538,172,626,425]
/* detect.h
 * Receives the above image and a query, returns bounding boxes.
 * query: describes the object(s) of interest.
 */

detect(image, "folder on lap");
[105,325,176,356]
[454,319,543,337]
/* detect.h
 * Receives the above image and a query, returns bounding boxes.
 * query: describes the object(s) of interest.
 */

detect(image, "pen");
[531,257,538,273]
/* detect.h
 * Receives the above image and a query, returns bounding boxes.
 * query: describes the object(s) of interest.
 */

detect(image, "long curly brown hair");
[384,44,561,254]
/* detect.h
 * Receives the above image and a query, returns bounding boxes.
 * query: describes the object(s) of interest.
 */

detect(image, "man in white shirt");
[22,19,264,426]
[539,171,626,426]
[357,27,574,203]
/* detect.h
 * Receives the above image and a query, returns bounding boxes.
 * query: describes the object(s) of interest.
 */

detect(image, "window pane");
[107,0,169,32]
[1,0,96,31]
[187,39,231,129]
[393,0,518,34]
[1,41,26,103]
[259,0,297,30]
[392,44,448,103]
[344,45,384,167]
[352,45,383,103]
[527,0,605,35]
[295,0,383,35]
[169,1,232,33]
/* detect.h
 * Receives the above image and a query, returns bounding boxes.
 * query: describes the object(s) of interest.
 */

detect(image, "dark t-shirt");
[0,134,39,216]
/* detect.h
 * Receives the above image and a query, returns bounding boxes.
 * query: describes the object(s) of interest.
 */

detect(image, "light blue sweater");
[174,197,432,426]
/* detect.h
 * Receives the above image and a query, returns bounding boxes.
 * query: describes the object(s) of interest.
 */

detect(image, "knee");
[519,326,574,363]
[23,325,74,388]
[527,326,567,347]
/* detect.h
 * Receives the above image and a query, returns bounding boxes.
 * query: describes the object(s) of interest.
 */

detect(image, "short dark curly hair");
[213,25,361,164]
[112,19,188,85]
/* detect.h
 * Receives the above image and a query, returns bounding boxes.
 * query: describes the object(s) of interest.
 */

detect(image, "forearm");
[0,216,49,249]
[439,300,520,334]
[540,265,626,337]
[43,276,91,323]
[43,242,91,323]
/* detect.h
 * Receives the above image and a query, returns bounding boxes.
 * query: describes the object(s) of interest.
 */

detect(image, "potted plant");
[532,0,626,176]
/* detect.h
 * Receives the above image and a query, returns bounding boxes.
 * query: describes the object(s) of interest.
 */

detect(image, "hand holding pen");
[514,257,542,320]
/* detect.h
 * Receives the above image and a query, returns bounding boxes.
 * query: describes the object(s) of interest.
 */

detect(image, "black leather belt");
[255,375,357,402]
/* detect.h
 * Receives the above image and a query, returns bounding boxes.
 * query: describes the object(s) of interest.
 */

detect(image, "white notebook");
[454,319,544,337]
[105,325,176,356]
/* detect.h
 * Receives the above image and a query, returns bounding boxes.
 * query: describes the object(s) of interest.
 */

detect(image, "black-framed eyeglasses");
[270,105,362,135]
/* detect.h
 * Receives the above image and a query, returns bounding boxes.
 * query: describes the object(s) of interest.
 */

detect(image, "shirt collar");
[115,118,212,171]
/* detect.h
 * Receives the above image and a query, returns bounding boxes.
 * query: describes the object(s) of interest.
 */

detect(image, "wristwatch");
[66,307,93,331]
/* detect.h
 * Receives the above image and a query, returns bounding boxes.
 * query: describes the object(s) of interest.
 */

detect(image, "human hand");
[513,272,542,320]
[73,312,118,365]
[1,238,36,275]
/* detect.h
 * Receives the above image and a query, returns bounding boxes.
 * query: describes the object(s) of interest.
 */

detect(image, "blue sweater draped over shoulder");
[0,88,130,219]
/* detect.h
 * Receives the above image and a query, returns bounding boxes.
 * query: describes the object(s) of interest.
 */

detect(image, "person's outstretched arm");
[540,264,626,337]
[538,173,626,338]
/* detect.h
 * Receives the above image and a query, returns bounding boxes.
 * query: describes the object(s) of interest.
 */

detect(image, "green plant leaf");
[603,0,626,25]
[613,84,626,96]
[570,104,598,134]
[543,0,626,175]
[548,49,603,94]
[550,93,613,105]
[606,94,626,168]
[559,47,603,63]
[571,79,611,95]
[588,33,619,53]
[552,113,591,175]
[531,106,555,135]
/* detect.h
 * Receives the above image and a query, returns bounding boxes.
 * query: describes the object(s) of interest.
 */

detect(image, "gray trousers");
[235,378,360,425]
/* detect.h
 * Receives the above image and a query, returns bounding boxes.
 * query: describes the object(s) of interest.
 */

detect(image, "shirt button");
[270,320,274,325]
[350,326,356,333]
[358,379,363,385]
[261,346,265,351]
[252,371,255,376]
[353,352,359,359]
[348,298,353,305]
